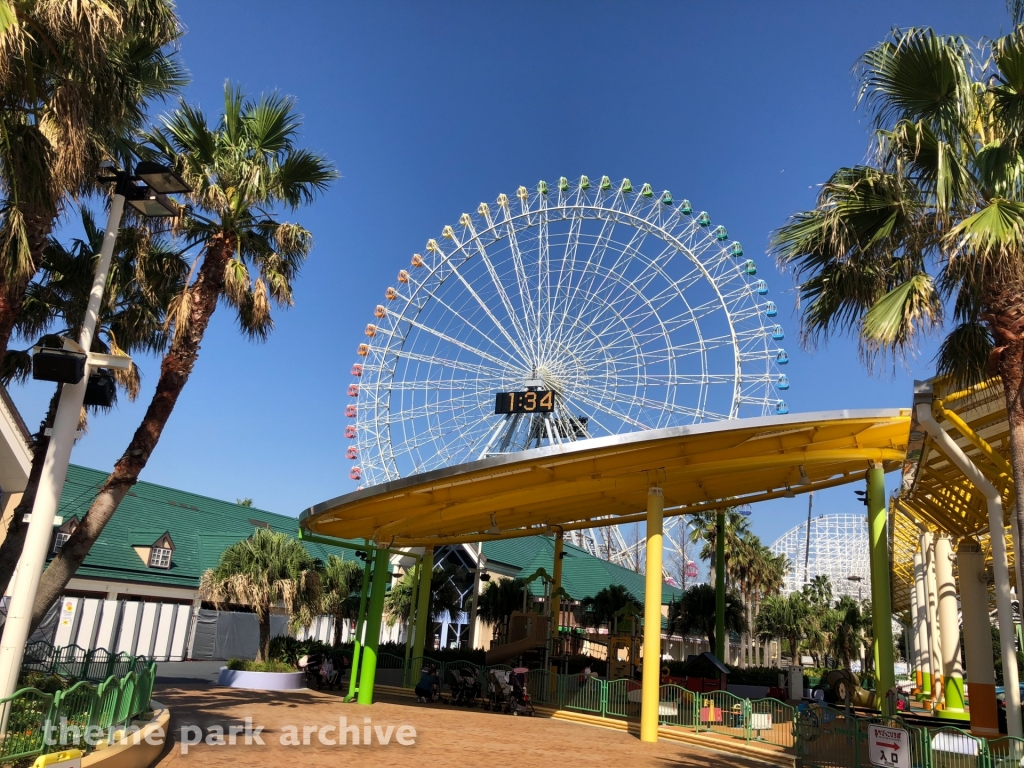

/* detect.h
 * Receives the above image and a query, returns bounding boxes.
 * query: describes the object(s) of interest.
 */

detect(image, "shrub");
[727,666,782,686]
[18,672,69,694]
[226,659,296,673]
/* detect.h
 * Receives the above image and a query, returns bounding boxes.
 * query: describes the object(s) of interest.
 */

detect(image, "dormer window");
[130,530,175,569]
[149,546,172,569]
[52,517,79,554]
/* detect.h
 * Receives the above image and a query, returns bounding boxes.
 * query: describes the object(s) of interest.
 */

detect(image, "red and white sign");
[869,725,909,768]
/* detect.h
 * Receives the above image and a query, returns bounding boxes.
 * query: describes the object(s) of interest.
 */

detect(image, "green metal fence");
[0,663,156,763]
[658,684,697,728]
[749,697,797,748]
[697,689,750,740]
[374,655,1024,765]
[558,674,605,715]
[20,642,150,682]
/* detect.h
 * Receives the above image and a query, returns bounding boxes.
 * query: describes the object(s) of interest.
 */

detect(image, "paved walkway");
[152,683,773,768]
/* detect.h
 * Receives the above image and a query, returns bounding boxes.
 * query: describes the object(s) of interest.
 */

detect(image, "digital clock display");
[494,390,555,414]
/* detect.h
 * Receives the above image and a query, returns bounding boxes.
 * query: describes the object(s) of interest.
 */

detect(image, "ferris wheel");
[347,176,790,506]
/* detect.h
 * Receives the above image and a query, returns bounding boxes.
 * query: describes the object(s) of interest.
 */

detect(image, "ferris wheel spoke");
[411,288,528,368]
[390,349,509,380]
[547,216,620,348]
[547,210,584,347]
[439,235,534,363]
[500,203,540,352]
[461,229,536,352]
[402,314,515,370]
[566,388,659,430]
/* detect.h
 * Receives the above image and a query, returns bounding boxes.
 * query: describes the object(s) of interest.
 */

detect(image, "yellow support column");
[552,531,563,638]
[641,487,664,744]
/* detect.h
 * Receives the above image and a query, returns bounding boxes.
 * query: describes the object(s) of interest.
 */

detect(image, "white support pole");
[917,401,1022,738]
[0,193,126,707]
[924,532,942,705]
[958,538,1000,736]
[933,535,966,719]
[912,548,931,697]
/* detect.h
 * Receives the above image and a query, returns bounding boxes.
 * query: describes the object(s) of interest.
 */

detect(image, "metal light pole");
[0,162,188,708]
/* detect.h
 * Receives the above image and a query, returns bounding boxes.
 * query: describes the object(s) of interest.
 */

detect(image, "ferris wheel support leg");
[866,464,896,714]
[640,488,664,744]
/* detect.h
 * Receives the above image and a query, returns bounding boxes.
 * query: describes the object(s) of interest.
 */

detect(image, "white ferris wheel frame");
[349,177,788,489]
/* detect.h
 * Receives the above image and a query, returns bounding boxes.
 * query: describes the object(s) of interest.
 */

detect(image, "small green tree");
[756,592,811,665]
[829,596,866,669]
[320,555,363,646]
[669,583,747,654]
[384,564,461,631]
[475,577,528,644]
[581,584,641,630]
[200,529,321,661]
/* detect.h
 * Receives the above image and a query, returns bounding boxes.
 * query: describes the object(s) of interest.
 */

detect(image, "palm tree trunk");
[984,277,1024,573]
[258,614,271,662]
[0,386,59,595]
[28,237,235,631]
[333,612,344,646]
[749,602,757,667]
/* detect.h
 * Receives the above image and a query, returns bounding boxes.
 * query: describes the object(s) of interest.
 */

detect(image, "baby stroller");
[485,669,514,713]
[509,668,535,716]
[298,654,323,688]
[318,655,343,690]
[443,667,477,705]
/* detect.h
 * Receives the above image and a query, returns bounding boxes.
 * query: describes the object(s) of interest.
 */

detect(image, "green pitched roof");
[483,536,681,606]
[53,465,344,590]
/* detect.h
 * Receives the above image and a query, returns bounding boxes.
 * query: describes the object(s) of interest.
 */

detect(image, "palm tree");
[803,575,833,611]
[320,555,362,646]
[0,0,186,358]
[756,592,811,665]
[581,584,642,631]
[28,85,337,629]
[0,206,184,595]
[829,596,866,669]
[669,583,747,654]
[770,24,1024,542]
[689,509,750,589]
[476,577,528,644]
[384,564,462,631]
[200,529,322,661]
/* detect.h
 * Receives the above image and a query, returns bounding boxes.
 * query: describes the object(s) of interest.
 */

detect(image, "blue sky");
[9,0,1013,552]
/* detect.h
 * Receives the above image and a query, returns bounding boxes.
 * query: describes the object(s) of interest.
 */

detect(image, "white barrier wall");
[51,597,192,660]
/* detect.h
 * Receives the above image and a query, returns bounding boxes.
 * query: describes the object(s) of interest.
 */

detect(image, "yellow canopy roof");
[889,378,1017,612]
[301,409,911,547]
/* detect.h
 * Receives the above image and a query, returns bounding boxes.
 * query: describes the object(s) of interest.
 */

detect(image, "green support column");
[403,555,421,683]
[866,465,895,711]
[357,547,390,705]
[715,509,726,661]
[345,551,373,702]
[413,547,434,665]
